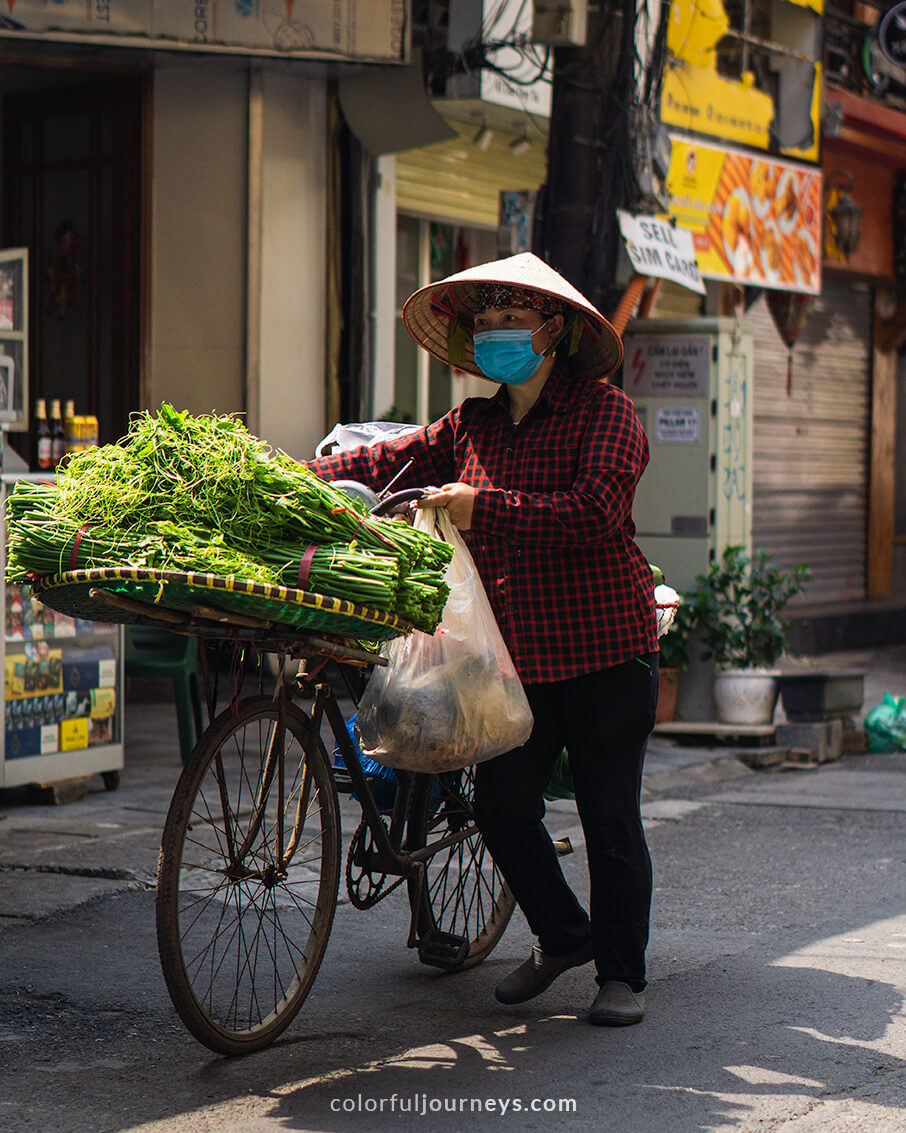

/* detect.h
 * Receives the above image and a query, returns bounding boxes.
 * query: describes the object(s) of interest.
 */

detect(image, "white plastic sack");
[355,507,534,772]
[314,420,422,457]
[654,583,680,637]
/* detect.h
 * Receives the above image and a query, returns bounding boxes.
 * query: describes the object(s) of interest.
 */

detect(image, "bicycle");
[147,487,551,1056]
[32,485,571,1055]
[33,478,670,1058]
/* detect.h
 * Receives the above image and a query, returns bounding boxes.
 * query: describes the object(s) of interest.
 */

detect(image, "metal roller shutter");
[395,117,547,228]
[748,281,871,604]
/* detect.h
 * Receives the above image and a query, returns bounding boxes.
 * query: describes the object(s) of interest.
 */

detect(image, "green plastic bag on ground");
[544,749,575,801]
[864,692,906,752]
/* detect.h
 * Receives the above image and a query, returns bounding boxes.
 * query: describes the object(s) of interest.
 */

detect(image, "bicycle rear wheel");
[406,766,515,970]
[156,695,340,1056]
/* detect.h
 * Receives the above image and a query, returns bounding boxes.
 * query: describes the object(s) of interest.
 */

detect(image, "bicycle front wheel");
[407,766,515,969]
[156,695,340,1056]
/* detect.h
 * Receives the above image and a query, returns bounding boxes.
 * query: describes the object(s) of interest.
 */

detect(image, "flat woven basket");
[32,566,413,643]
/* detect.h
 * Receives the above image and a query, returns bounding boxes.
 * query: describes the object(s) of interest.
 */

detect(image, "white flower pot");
[713,667,780,725]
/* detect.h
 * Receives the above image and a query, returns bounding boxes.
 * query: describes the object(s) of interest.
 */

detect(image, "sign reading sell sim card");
[617,211,705,294]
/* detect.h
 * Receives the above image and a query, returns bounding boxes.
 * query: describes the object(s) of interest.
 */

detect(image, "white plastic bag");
[654,583,680,637]
[314,420,422,457]
[355,507,534,772]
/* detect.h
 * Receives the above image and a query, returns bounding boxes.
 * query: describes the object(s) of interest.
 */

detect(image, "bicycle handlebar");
[369,488,429,517]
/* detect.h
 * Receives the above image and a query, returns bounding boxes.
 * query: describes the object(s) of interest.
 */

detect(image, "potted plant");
[690,546,810,725]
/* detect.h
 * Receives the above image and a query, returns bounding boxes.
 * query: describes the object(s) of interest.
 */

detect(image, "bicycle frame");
[214,661,483,903]
[316,677,481,871]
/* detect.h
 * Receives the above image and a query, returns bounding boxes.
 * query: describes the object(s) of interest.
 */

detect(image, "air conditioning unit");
[532,0,588,46]
[444,0,554,115]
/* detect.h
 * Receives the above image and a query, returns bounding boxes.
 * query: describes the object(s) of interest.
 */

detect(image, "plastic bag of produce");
[355,507,533,772]
[864,691,906,753]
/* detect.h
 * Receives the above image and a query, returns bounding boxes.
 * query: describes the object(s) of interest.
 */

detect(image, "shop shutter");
[748,281,871,604]
[395,117,547,228]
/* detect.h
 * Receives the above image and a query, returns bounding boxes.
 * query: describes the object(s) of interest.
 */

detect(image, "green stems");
[6,405,453,634]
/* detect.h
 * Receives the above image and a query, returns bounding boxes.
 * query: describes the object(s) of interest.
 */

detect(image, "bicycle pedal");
[417,930,470,971]
[553,836,573,857]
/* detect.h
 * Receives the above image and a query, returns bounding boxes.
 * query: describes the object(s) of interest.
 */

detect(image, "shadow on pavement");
[1,656,905,1131]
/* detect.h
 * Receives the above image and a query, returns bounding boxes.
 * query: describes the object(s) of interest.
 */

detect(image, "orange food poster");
[666,135,821,295]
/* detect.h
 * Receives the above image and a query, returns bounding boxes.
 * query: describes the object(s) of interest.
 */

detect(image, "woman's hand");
[419,482,476,531]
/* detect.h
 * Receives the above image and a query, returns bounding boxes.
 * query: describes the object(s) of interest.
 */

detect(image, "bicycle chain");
[345,819,407,910]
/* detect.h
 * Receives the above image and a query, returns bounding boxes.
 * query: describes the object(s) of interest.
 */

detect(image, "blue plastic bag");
[333,713,445,813]
[333,713,399,811]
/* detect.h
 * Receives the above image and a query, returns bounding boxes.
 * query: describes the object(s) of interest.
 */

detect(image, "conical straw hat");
[401,252,623,382]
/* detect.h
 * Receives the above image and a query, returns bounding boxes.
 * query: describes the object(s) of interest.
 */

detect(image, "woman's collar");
[488,362,574,418]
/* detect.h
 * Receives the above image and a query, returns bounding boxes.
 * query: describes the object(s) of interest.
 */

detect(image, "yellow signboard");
[662,67,774,150]
[661,0,820,159]
[666,0,729,68]
[667,136,822,294]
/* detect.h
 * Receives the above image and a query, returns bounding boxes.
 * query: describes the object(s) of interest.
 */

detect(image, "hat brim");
[401,253,624,382]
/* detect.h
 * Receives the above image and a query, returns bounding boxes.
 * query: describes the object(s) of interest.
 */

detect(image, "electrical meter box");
[623,317,754,593]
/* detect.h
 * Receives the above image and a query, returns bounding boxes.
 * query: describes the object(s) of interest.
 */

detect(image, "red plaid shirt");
[307,365,658,683]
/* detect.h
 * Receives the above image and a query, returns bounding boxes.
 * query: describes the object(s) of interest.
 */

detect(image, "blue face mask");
[472,323,550,385]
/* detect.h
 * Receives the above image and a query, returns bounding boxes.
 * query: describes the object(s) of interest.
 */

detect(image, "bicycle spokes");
[157,698,340,1054]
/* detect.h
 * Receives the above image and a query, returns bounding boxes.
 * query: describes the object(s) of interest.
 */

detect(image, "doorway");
[2,70,146,457]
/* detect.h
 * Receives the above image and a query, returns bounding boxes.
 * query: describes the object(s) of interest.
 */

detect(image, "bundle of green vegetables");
[6,404,452,633]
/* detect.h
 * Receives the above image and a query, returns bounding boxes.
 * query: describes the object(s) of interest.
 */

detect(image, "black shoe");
[588,981,646,1026]
[495,942,594,1005]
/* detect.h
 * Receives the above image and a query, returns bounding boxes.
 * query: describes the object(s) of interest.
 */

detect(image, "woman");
[307,253,658,1026]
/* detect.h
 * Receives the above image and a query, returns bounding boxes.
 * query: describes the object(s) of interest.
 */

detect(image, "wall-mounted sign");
[880,3,906,69]
[0,0,406,61]
[623,335,710,398]
[666,135,821,294]
[660,0,820,161]
[499,191,538,256]
[662,66,774,151]
[655,406,701,445]
[617,212,705,294]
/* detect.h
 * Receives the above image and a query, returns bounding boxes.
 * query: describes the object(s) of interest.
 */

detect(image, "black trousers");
[473,655,658,993]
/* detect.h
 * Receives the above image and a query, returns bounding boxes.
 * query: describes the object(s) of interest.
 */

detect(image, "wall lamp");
[509,134,532,157]
[825,170,863,260]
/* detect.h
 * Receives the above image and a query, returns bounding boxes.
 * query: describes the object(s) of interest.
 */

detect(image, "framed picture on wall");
[0,339,25,421]
[0,248,28,426]
[0,258,24,332]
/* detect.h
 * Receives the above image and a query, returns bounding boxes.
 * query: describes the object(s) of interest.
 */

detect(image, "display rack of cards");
[1,473,124,790]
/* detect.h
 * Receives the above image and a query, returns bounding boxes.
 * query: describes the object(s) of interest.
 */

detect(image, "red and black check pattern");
[308,366,658,683]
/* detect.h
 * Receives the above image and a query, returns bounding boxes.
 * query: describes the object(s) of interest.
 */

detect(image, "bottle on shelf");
[50,399,65,467]
[63,399,76,455]
[34,398,52,470]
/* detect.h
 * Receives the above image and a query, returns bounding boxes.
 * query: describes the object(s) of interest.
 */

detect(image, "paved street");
[0,652,905,1132]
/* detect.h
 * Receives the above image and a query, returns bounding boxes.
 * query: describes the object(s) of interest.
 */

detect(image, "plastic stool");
[125,627,204,764]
